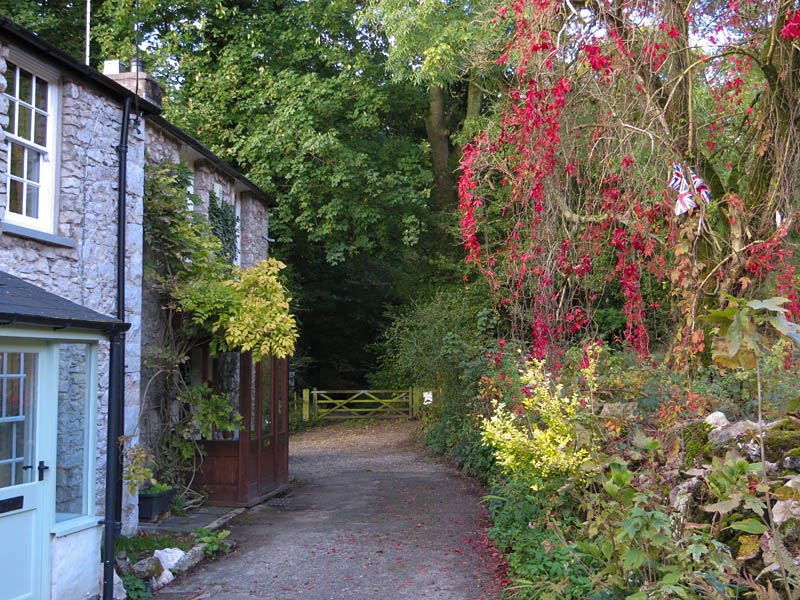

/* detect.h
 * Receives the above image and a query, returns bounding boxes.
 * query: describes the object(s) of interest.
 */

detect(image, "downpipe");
[103,95,131,600]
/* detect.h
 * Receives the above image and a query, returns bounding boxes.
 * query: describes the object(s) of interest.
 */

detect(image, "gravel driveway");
[155,420,502,600]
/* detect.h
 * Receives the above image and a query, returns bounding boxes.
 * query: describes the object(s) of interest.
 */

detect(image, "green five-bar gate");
[297,388,428,421]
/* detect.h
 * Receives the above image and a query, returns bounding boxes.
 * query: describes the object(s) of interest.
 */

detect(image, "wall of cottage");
[0,39,144,549]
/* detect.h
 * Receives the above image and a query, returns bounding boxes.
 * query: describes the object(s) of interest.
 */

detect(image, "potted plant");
[138,482,175,521]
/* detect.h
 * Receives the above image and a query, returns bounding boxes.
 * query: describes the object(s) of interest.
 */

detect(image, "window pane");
[9,101,17,136]
[25,185,39,219]
[0,422,12,461]
[34,112,47,146]
[18,105,31,140]
[9,180,23,214]
[56,344,90,521]
[18,69,32,104]
[35,78,47,110]
[7,354,21,375]
[0,352,37,489]
[6,62,16,96]
[6,378,20,417]
[26,150,40,183]
[10,143,23,177]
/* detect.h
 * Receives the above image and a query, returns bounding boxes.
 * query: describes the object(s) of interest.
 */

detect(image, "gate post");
[312,387,318,420]
[302,388,310,421]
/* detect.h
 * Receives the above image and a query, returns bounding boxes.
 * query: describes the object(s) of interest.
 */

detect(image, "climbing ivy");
[208,191,239,265]
[130,160,297,497]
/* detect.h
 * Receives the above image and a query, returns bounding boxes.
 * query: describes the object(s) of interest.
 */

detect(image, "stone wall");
[0,45,144,535]
[239,190,270,268]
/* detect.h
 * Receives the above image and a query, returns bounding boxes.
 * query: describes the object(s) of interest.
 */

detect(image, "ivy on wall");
[208,191,239,265]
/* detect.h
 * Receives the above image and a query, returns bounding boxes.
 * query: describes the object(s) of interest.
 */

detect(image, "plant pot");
[138,488,175,520]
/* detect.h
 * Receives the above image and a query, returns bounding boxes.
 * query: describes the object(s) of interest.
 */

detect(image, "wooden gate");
[300,389,424,421]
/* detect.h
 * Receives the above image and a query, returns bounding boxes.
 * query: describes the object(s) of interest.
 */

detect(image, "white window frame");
[3,48,60,234]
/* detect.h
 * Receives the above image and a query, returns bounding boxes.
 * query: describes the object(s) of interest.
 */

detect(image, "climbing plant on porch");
[126,160,297,501]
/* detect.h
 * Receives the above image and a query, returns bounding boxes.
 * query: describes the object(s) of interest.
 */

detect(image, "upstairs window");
[4,55,57,233]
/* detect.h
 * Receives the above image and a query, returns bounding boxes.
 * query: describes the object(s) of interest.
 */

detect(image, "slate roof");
[0,270,128,333]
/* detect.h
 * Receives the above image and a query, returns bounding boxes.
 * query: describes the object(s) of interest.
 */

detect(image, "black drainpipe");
[103,95,131,600]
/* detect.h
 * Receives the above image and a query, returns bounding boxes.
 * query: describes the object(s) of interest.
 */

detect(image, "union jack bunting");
[669,162,711,216]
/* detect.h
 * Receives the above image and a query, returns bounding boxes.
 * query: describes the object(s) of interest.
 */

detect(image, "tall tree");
[459,0,800,364]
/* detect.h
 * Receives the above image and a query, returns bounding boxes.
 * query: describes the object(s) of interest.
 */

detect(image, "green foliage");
[578,458,737,600]
[141,482,173,495]
[114,532,194,564]
[195,528,232,558]
[145,160,298,359]
[121,574,151,600]
[481,357,595,489]
[371,285,498,474]
[157,0,432,265]
[487,477,594,599]
[207,191,239,265]
[701,295,800,371]
[364,0,498,86]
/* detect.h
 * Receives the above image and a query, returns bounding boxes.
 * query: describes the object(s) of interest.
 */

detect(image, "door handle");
[37,461,49,481]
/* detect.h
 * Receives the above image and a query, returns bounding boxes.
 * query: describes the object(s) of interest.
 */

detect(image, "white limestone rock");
[173,545,206,572]
[705,411,730,429]
[154,547,186,571]
[152,568,175,590]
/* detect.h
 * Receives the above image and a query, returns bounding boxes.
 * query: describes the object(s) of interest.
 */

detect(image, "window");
[55,342,96,524]
[3,54,57,233]
[0,352,37,488]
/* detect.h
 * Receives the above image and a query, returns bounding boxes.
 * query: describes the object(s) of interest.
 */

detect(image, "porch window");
[0,352,36,488]
[55,343,95,523]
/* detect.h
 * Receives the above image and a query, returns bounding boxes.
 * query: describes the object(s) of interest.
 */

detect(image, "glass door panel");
[0,352,37,488]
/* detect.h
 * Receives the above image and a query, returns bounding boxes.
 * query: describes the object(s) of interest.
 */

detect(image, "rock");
[705,411,730,429]
[773,500,800,526]
[173,544,206,572]
[154,547,186,571]
[708,420,761,448]
[152,568,174,590]
[115,551,133,575]
[784,451,800,472]
[113,569,127,600]
[669,477,702,517]
[599,402,636,420]
[131,556,163,579]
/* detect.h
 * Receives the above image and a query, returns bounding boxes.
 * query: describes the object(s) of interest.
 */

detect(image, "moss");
[682,421,713,470]
[763,419,800,462]
[786,447,800,460]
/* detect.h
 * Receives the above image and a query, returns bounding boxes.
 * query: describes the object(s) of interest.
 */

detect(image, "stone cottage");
[0,15,275,600]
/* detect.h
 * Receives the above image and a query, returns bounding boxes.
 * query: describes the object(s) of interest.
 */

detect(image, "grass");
[114,531,195,563]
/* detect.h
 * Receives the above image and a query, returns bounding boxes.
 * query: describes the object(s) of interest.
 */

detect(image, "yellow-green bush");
[481,358,594,489]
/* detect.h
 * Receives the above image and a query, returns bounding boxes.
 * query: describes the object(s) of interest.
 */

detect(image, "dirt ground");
[154,420,503,600]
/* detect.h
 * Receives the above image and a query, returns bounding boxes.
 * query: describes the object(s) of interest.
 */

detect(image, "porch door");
[0,345,52,600]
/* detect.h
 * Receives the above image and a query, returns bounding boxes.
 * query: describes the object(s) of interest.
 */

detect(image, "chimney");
[102,58,162,109]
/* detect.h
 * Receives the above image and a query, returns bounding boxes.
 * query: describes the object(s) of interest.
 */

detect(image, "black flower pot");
[138,488,175,520]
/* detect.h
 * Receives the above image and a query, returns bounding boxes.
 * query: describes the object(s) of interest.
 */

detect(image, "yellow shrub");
[481,358,593,489]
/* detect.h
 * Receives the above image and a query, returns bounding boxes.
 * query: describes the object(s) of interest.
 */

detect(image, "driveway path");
[156,420,501,600]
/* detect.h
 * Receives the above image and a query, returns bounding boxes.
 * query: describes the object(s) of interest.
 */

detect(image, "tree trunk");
[424,85,457,212]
